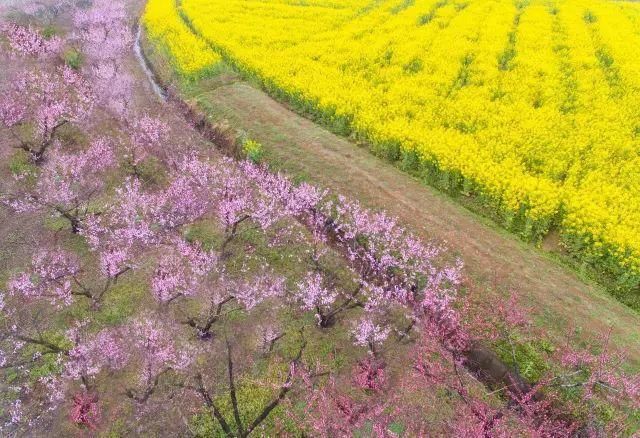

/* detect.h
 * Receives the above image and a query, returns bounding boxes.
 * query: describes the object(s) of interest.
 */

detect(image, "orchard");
[0,1,638,436]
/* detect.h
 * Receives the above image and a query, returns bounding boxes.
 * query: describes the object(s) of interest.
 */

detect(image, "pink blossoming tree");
[73,0,133,116]
[0,66,93,163]
[3,138,116,233]
[1,22,62,57]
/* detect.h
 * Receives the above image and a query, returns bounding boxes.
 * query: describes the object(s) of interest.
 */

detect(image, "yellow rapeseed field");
[144,0,640,297]
[142,0,220,77]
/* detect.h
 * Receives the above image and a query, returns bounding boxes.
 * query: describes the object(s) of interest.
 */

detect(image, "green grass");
[95,277,148,326]
[63,48,82,70]
[8,150,38,182]
[190,379,302,436]
[494,337,554,383]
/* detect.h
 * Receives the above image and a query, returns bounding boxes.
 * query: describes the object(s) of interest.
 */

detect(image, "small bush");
[242,139,265,163]
[403,57,423,74]
[495,338,554,383]
[64,48,83,70]
[42,26,57,39]
[583,10,597,24]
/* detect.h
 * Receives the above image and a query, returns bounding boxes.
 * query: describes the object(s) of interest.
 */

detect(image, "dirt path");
[184,80,640,363]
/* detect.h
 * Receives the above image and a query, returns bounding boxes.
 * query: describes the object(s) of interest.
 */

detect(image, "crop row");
[142,0,221,78]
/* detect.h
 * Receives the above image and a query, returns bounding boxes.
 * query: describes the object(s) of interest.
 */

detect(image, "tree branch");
[14,334,69,355]
[195,373,234,437]
[244,337,307,436]
[125,368,171,403]
[226,339,244,436]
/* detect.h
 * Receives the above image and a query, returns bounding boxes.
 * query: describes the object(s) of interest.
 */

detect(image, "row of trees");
[0,1,638,436]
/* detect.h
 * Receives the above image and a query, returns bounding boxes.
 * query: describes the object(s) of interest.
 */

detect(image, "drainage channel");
[133,25,167,101]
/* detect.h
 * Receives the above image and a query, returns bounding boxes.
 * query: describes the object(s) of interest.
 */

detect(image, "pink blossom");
[130,318,193,385]
[151,254,197,303]
[301,380,375,436]
[352,357,386,391]
[1,66,94,162]
[69,392,100,430]
[73,0,130,60]
[560,333,640,409]
[25,138,116,219]
[289,182,327,214]
[0,94,26,127]
[9,399,23,425]
[258,325,282,353]
[40,375,66,404]
[129,115,170,165]
[82,178,156,271]
[3,138,116,233]
[175,239,218,275]
[233,272,285,310]
[8,249,80,307]
[151,239,217,303]
[65,328,128,381]
[296,272,337,311]
[99,247,131,278]
[1,23,62,57]
[352,318,390,351]
[154,174,212,229]
[73,0,133,116]
[2,196,38,213]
